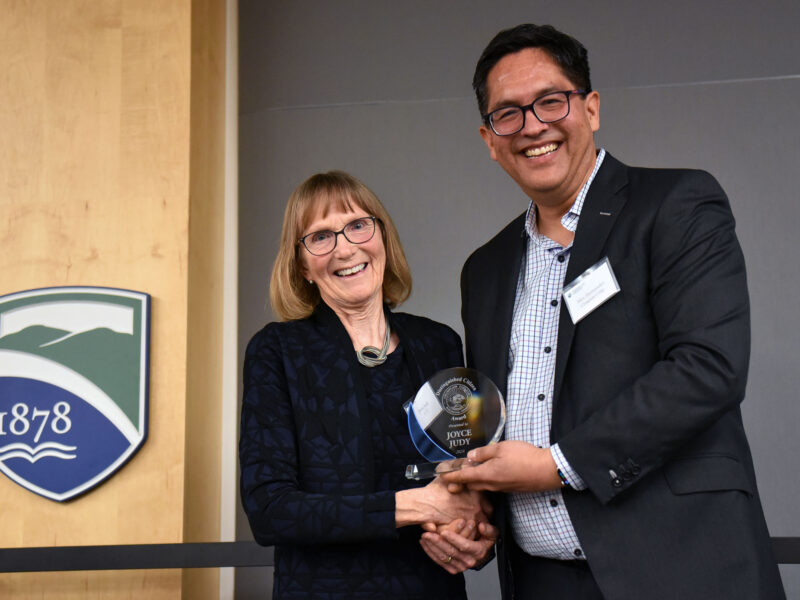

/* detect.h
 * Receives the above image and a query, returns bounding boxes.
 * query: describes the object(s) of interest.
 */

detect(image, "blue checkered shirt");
[506,149,606,560]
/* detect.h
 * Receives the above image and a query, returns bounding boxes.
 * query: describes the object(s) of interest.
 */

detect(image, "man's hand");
[420,519,499,574]
[438,440,563,493]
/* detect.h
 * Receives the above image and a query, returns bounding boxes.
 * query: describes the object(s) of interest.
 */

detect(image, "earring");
[308,279,313,284]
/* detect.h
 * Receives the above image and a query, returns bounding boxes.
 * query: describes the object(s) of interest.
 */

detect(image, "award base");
[404,458,474,481]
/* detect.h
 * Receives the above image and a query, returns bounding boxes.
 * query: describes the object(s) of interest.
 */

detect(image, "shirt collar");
[524,148,607,241]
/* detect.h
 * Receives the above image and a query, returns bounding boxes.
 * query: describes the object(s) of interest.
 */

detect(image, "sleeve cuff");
[365,490,397,513]
[550,444,587,491]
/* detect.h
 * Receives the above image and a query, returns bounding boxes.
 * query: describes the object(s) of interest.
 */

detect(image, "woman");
[239,171,490,599]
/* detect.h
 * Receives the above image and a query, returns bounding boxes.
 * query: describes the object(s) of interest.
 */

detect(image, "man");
[424,23,785,599]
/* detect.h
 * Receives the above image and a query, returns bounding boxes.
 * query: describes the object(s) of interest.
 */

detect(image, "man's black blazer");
[461,153,784,599]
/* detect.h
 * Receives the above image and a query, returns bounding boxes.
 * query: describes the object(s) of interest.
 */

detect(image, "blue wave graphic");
[0,376,131,496]
[0,441,77,463]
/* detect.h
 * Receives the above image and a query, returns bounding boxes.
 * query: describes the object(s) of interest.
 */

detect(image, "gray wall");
[237,1,800,597]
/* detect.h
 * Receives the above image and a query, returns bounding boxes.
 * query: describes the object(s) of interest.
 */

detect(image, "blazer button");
[609,469,623,487]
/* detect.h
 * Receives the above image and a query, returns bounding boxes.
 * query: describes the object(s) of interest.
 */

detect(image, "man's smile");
[524,142,559,158]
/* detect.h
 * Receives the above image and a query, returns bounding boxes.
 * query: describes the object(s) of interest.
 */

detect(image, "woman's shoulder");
[390,312,462,348]
[245,317,316,354]
[247,319,287,341]
[391,311,454,333]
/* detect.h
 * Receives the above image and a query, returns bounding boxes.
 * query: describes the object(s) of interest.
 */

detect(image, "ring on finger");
[444,555,453,564]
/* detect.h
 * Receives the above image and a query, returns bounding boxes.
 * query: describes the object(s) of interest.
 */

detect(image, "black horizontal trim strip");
[772,537,800,565]
[0,541,273,573]
[0,538,798,573]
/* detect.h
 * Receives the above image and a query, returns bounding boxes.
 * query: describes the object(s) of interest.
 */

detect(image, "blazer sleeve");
[558,170,752,504]
[239,325,399,546]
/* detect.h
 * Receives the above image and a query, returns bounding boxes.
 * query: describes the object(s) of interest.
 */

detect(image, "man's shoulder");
[597,153,727,220]
[605,153,721,193]
[628,165,719,188]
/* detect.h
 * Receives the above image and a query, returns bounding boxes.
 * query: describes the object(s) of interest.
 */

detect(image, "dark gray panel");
[779,565,799,596]
[238,4,799,598]
[239,97,523,333]
[235,565,274,598]
[240,0,800,113]
[238,80,799,596]
[597,77,800,537]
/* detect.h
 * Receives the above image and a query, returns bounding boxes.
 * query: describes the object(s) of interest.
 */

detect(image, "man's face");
[479,47,600,208]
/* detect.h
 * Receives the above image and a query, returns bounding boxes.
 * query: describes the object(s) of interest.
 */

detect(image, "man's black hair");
[473,24,592,118]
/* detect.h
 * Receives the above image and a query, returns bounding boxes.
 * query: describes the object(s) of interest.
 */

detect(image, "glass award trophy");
[404,367,505,480]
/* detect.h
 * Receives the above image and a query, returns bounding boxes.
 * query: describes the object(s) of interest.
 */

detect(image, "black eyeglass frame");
[297,215,379,256]
[483,89,590,136]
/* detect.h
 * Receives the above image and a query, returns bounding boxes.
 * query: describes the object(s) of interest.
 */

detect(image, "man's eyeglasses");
[298,216,378,256]
[483,89,589,136]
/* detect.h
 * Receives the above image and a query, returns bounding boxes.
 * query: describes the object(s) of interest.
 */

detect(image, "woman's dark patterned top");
[240,301,466,599]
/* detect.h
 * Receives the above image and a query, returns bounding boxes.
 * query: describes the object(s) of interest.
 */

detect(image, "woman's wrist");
[394,488,429,527]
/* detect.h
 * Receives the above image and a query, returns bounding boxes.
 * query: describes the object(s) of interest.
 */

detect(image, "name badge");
[562,257,620,323]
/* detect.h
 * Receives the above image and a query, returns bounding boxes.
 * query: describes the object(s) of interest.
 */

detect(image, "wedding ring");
[444,555,453,564]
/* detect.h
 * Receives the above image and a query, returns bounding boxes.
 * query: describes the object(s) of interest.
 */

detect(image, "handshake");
[396,439,568,573]
[396,474,498,574]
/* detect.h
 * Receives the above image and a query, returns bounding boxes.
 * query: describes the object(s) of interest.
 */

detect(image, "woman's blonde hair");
[270,171,412,321]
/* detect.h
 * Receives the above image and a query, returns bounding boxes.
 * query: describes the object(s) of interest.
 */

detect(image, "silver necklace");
[356,321,391,367]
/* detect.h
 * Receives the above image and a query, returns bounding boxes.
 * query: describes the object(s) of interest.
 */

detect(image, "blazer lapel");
[553,155,629,406]
[311,302,375,484]
[479,215,526,397]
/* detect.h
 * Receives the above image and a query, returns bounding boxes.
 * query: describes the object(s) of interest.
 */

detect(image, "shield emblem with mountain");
[0,287,150,501]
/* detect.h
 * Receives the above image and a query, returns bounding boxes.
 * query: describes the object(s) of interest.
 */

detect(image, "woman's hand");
[395,477,485,527]
[420,519,499,574]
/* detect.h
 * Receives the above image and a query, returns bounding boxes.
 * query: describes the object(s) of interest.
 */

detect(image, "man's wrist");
[556,467,570,487]
[549,444,587,491]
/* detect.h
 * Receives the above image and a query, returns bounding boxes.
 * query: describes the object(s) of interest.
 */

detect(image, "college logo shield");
[0,287,150,501]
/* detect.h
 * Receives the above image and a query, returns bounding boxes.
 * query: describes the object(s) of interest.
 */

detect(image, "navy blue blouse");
[240,302,467,599]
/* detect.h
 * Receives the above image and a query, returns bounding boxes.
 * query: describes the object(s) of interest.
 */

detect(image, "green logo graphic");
[0,287,150,501]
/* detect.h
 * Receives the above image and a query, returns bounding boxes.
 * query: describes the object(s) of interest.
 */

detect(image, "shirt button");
[557,255,565,263]
[544,346,552,353]
[574,548,583,557]
[550,499,558,507]
[550,299,558,307]
[537,393,545,401]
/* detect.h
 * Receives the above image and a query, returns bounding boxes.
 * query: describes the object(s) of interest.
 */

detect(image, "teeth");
[336,263,366,276]
[525,143,558,157]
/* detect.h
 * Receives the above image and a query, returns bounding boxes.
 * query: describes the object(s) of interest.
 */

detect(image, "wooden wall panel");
[0,0,225,597]
[183,0,227,596]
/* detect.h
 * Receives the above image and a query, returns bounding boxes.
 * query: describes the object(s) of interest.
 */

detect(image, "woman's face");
[299,205,386,314]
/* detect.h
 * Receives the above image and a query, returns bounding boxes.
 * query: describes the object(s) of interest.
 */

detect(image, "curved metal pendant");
[356,321,391,367]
